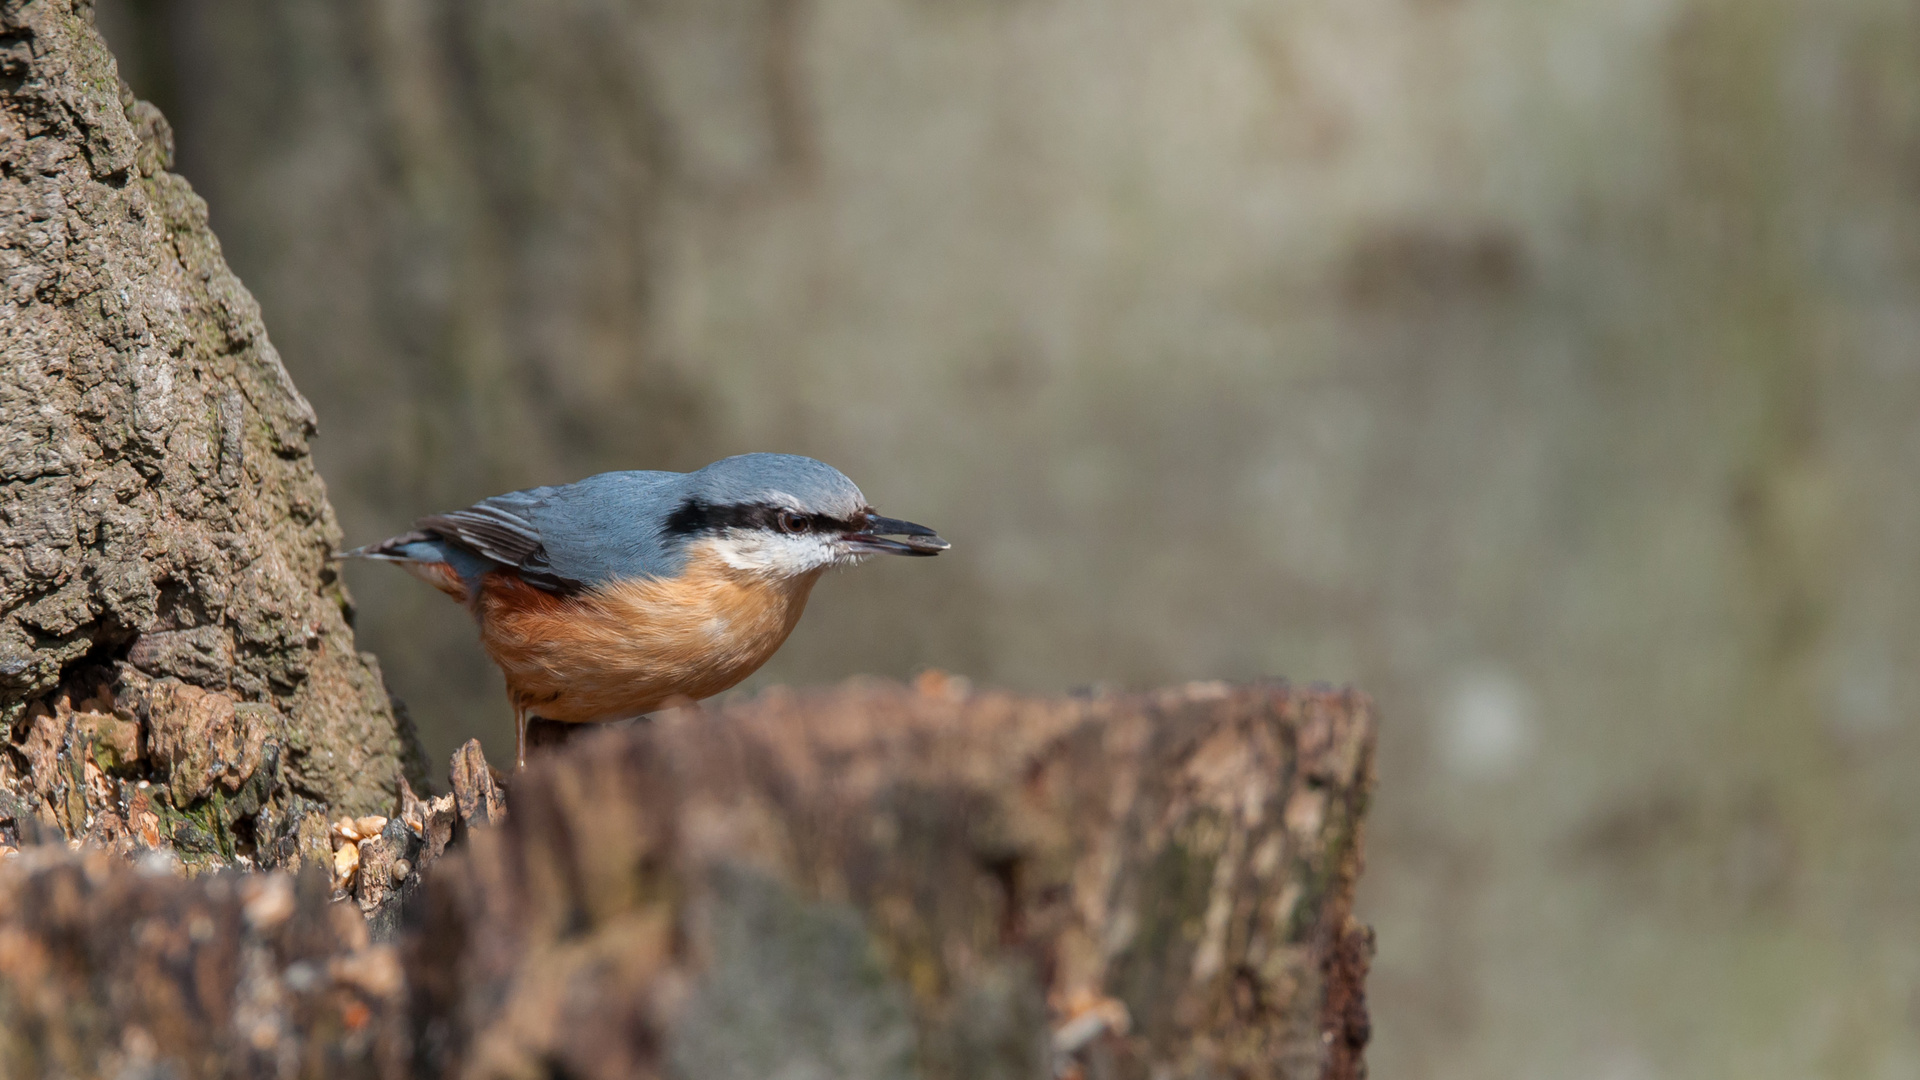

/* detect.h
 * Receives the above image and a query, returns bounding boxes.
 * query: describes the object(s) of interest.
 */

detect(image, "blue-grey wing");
[417,471,684,592]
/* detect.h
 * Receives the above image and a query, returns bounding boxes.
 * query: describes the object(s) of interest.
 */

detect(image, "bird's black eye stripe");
[662,499,719,536]
[664,499,855,538]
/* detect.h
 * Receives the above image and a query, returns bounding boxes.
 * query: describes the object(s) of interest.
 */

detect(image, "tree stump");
[0,0,425,867]
[0,678,1373,1079]
[412,677,1374,1080]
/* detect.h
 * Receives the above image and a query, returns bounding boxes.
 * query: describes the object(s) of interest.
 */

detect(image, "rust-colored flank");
[475,541,822,724]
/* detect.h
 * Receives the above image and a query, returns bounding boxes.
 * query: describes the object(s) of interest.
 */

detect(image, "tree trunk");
[0,678,1374,1080]
[0,0,425,866]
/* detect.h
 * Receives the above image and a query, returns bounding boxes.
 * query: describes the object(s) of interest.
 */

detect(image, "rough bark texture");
[0,0,425,865]
[0,849,410,1079]
[418,676,1375,1080]
[0,678,1375,1079]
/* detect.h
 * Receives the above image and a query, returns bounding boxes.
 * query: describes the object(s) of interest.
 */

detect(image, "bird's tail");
[334,529,439,562]
[335,531,474,601]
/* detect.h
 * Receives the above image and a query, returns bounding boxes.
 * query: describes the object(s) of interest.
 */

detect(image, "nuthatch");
[340,454,949,766]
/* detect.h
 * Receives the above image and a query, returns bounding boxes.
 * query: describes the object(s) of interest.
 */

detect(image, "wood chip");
[449,739,506,829]
[331,839,359,890]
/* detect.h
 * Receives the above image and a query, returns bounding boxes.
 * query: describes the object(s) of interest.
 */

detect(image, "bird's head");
[662,453,949,579]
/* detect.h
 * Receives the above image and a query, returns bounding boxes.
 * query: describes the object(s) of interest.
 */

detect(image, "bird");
[339,453,949,767]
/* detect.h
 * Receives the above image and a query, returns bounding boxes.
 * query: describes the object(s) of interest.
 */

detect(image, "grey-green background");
[97,0,1920,1075]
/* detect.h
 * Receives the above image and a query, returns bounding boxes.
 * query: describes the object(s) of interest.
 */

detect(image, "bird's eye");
[777,510,808,534]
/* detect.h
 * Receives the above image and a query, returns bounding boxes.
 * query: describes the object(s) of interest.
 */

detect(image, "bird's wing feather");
[412,491,577,592]
[415,504,545,568]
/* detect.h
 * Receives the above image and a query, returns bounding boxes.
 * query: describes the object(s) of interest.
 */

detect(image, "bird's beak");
[845,513,950,556]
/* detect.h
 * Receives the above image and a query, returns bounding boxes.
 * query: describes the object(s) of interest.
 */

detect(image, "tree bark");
[0,0,425,865]
[0,678,1375,1080]
[0,849,411,1079]
[417,677,1375,1080]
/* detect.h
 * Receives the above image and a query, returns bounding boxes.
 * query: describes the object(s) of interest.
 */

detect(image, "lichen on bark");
[0,0,424,863]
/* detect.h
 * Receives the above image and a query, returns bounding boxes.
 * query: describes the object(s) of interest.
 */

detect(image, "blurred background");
[93,1,1920,1076]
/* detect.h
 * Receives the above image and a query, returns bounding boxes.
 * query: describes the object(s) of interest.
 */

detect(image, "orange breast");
[472,543,822,723]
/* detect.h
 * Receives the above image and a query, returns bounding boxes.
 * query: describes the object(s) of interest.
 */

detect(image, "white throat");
[705,530,860,577]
